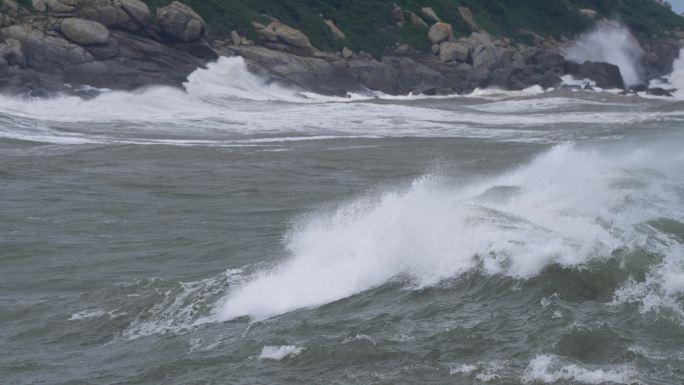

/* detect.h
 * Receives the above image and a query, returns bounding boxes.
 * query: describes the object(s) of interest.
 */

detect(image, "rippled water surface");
[2,58,684,385]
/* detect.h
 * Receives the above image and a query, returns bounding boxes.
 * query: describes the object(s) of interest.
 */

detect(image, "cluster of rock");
[0,1,680,97]
[0,0,216,96]
[219,5,681,96]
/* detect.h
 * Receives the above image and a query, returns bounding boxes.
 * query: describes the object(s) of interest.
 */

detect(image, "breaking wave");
[216,142,684,321]
[564,21,645,86]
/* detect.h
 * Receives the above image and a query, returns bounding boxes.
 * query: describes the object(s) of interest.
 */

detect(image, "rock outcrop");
[156,1,205,42]
[0,0,679,98]
[0,0,216,96]
[60,17,110,45]
[565,60,625,89]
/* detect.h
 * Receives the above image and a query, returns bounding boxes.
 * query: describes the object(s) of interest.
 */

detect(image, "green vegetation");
[16,0,684,57]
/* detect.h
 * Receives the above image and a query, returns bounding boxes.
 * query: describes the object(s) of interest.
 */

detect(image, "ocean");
[2,57,684,384]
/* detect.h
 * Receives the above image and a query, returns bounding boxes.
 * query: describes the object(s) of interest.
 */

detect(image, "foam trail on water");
[217,143,684,321]
[564,21,644,86]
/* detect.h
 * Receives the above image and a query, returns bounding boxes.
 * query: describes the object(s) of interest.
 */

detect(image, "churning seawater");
[2,57,684,385]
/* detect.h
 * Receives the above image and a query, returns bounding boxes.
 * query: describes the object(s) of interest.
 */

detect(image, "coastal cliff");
[1,0,683,96]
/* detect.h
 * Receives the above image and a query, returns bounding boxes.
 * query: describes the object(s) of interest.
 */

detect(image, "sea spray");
[564,21,645,86]
[650,48,684,96]
[217,143,684,321]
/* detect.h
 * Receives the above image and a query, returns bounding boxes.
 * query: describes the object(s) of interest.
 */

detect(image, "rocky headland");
[0,0,682,97]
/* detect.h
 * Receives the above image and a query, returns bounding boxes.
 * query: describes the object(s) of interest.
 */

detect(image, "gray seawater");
[2,58,684,385]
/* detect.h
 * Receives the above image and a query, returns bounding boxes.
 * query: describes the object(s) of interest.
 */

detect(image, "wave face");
[217,143,684,321]
[565,22,645,86]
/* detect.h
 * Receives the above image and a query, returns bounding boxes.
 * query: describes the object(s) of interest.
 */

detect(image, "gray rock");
[156,1,205,42]
[409,12,427,28]
[226,45,361,96]
[0,37,24,66]
[60,18,110,45]
[365,63,399,94]
[269,21,311,49]
[79,1,129,27]
[32,0,47,12]
[323,18,345,40]
[119,0,152,27]
[428,22,452,44]
[439,41,468,63]
[45,0,77,14]
[539,71,562,89]
[421,7,439,22]
[570,61,625,89]
[458,7,479,31]
[472,45,500,69]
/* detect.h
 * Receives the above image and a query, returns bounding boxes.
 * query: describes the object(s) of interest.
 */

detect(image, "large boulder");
[472,45,500,69]
[364,62,399,94]
[226,45,361,96]
[428,22,452,44]
[252,20,315,56]
[33,0,152,30]
[270,21,311,48]
[156,1,205,42]
[567,60,625,89]
[119,0,152,27]
[43,0,77,14]
[79,0,129,27]
[458,6,479,31]
[60,17,109,45]
[439,41,468,63]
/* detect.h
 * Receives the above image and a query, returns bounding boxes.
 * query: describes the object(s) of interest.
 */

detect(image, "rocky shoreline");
[0,0,681,98]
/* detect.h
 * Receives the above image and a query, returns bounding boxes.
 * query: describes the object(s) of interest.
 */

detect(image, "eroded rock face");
[156,1,205,42]
[60,17,109,45]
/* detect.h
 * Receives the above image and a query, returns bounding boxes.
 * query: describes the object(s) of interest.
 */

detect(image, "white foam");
[259,345,304,361]
[650,48,684,98]
[215,143,684,321]
[451,361,507,382]
[1,55,682,146]
[68,309,107,321]
[564,21,645,86]
[523,355,636,384]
